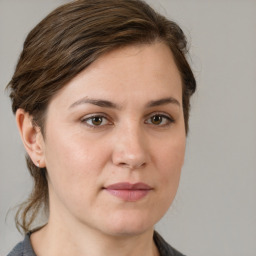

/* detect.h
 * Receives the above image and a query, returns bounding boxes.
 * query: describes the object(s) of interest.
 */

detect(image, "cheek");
[45,124,106,168]
[155,135,186,189]
[43,134,107,214]
[145,135,186,222]
[43,129,108,195]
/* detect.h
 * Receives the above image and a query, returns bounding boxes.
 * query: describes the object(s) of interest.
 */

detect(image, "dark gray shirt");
[7,231,185,256]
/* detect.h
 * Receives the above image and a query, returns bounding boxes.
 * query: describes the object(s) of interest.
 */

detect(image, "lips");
[104,182,152,201]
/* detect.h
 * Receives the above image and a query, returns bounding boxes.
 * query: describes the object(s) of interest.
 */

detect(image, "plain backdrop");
[1,0,256,256]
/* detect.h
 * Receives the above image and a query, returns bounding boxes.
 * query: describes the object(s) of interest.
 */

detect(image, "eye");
[145,113,174,127]
[151,115,163,125]
[81,115,111,127]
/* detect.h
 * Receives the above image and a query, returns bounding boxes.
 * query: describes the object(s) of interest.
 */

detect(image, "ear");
[16,108,46,168]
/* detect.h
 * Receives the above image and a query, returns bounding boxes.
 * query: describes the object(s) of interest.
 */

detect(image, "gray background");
[1,0,255,255]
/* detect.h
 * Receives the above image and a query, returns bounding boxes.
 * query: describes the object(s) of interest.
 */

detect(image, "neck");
[31,218,159,256]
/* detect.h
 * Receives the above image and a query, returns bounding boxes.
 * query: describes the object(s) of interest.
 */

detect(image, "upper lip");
[105,182,152,190]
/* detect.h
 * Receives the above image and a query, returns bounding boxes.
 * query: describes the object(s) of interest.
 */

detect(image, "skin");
[17,42,186,256]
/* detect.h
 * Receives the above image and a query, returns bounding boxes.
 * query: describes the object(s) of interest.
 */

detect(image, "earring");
[37,160,40,168]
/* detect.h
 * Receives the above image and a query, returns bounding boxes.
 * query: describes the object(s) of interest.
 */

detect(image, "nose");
[112,125,149,169]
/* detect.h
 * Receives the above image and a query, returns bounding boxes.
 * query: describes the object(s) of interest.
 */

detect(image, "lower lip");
[105,189,150,201]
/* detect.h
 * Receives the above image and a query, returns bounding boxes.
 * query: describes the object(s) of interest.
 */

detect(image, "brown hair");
[7,0,196,234]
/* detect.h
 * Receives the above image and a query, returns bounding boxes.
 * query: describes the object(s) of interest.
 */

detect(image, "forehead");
[49,42,182,109]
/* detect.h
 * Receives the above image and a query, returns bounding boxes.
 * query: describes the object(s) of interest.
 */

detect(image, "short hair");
[7,0,196,233]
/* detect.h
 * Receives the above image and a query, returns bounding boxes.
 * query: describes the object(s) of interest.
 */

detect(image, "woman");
[7,0,196,255]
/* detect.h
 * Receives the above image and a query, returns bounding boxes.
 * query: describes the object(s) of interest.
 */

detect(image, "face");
[41,42,186,236]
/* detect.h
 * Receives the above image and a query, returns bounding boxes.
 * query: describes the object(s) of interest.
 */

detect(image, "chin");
[100,211,157,237]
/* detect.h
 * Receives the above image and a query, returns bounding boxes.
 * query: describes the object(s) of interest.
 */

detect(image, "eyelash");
[81,113,174,128]
[145,113,174,127]
[81,114,112,128]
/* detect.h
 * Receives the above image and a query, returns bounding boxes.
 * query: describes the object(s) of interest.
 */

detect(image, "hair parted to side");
[7,0,196,234]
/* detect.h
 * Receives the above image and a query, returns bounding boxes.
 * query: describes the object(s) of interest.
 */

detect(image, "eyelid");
[81,113,113,128]
[80,111,174,129]
[144,112,175,126]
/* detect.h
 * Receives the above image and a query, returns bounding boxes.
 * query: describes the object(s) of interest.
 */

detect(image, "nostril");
[118,162,146,169]
[119,162,131,168]
[112,141,148,169]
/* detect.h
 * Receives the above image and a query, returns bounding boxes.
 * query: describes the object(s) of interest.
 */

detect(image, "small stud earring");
[37,160,40,168]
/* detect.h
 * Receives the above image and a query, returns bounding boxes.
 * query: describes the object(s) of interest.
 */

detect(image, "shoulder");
[7,235,36,256]
[7,241,24,256]
[154,231,186,256]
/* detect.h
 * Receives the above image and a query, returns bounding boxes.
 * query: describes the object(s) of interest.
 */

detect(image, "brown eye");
[91,116,103,126]
[82,115,110,127]
[151,115,162,125]
[145,114,174,127]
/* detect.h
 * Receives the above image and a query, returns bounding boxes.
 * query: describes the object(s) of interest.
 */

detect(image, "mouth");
[104,182,153,202]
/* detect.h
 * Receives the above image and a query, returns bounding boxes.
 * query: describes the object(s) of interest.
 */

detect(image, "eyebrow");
[146,97,180,108]
[69,96,180,110]
[69,97,119,109]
